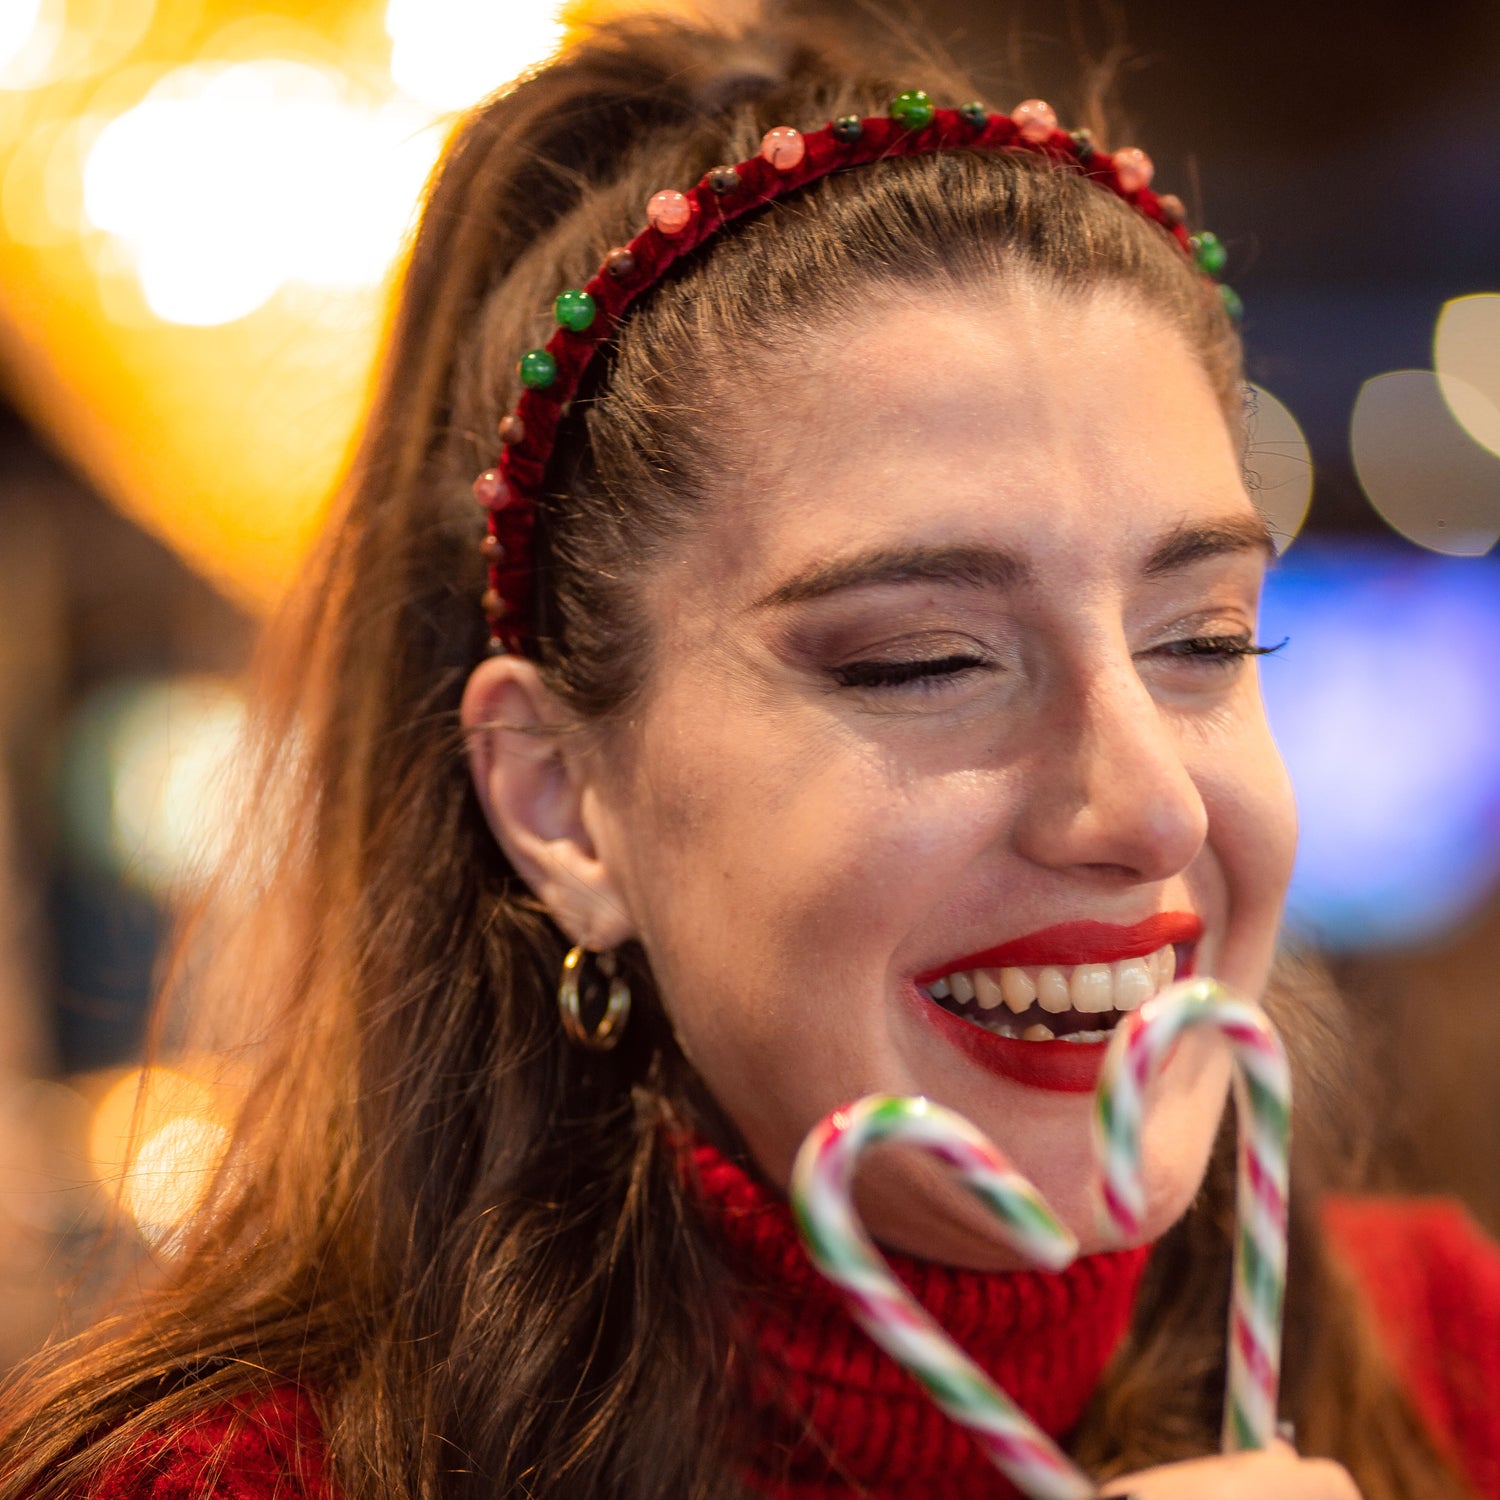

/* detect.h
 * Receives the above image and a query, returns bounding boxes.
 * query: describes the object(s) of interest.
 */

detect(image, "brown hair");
[0,11,1475,1500]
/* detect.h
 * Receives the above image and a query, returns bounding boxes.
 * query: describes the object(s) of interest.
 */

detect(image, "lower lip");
[908,945,1199,1094]
[913,991,1108,1093]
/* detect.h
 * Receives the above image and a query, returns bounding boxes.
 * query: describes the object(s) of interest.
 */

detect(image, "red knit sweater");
[84,1166,1500,1500]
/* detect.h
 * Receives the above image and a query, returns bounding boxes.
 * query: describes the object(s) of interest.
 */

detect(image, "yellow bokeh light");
[1,0,157,92]
[83,58,443,326]
[88,1065,232,1239]
[0,0,699,612]
[1435,293,1500,460]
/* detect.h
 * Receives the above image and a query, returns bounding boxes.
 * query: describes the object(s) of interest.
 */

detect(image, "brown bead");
[604,246,636,278]
[1156,192,1186,226]
[485,634,508,656]
[479,534,506,565]
[498,413,525,445]
[707,164,740,194]
[480,588,507,618]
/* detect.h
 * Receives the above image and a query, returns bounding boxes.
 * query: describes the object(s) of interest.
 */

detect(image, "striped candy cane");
[789,1094,1096,1500]
[1093,978,1292,1453]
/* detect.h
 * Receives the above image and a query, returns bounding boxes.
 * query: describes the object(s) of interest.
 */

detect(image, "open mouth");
[918,942,1193,1045]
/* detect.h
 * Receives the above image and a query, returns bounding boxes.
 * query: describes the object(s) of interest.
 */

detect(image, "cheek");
[1195,711,1299,986]
[1218,718,1298,895]
[617,690,980,949]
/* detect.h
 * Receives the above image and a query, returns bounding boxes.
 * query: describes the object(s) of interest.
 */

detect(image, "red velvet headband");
[472,91,1234,657]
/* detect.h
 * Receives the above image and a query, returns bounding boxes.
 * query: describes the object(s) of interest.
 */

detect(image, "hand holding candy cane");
[790,977,1293,1500]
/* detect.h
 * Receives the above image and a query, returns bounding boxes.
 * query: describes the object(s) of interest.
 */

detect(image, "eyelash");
[1158,634,1289,664]
[831,652,988,690]
[830,636,1288,691]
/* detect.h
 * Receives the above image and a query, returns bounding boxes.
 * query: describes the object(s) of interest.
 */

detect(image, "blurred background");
[1,0,1498,1370]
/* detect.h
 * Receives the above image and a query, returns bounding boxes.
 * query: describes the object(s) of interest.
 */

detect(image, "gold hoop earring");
[558,945,630,1051]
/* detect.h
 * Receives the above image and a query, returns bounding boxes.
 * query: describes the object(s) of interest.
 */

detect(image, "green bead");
[888,90,934,130]
[1219,283,1244,322]
[1192,231,1228,277]
[832,114,863,144]
[959,100,987,129]
[554,289,596,332]
[519,349,557,389]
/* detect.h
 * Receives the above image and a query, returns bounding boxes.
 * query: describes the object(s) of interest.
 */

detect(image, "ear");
[460,655,637,951]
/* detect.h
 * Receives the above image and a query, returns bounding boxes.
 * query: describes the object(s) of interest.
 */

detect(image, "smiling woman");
[2,9,1498,1500]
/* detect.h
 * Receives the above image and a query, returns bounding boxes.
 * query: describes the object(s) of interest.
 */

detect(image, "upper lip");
[913,912,1204,982]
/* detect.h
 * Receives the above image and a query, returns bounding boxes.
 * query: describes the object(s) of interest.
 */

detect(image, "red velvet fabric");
[85,1180,1500,1499]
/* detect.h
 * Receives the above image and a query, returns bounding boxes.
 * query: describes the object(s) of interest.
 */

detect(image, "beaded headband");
[472,91,1235,657]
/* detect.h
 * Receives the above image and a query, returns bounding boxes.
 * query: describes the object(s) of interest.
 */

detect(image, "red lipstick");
[915,912,1203,982]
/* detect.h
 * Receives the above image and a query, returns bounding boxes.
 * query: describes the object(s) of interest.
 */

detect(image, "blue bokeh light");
[1259,542,1500,950]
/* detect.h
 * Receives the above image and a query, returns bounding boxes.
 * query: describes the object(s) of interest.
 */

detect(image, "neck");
[687,1137,1151,1498]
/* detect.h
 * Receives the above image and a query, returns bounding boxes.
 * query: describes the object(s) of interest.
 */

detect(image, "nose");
[1010,661,1208,884]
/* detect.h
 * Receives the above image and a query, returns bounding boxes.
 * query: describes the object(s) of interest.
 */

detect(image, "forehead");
[691,283,1249,594]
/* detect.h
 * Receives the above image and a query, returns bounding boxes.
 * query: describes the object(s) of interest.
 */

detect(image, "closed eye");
[830,652,990,690]
[1154,634,1288,666]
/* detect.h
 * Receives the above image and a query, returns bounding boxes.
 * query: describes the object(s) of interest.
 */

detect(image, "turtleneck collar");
[688,1138,1151,1499]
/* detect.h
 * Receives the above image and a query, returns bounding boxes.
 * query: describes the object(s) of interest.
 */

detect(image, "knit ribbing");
[689,1140,1151,1499]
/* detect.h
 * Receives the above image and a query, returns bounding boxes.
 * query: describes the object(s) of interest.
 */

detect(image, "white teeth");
[1021,1023,1055,1041]
[924,942,1182,1018]
[1113,957,1153,1011]
[1000,967,1036,1013]
[1036,967,1071,1013]
[1154,947,1176,986]
[1062,1028,1112,1044]
[1070,963,1113,1013]
[973,969,1004,1010]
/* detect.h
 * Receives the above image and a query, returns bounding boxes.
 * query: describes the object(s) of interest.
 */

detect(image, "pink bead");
[759,126,806,172]
[1011,99,1058,144]
[646,189,693,236]
[1112,146,1154,193]
[472,469,511,510]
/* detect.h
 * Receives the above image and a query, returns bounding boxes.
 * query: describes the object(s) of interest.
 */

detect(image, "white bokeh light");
[386,0,565,113]
[0,0,44,77]
[1350,369,1500,556]
[1243,384,1313,552]
[1435,293,1500,459]
[62,676,247,896]
[108,677,246,894]
[83,59,442,326]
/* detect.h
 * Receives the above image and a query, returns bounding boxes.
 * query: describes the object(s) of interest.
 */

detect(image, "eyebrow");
[750,513,1277,610]
[1140,515,1278,577]
[751,543,1031,609]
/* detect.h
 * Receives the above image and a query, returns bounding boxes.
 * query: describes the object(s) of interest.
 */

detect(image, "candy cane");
[1093,978,1292,1453]
[790,1094,1096,1500]
[791,981,1293,1493]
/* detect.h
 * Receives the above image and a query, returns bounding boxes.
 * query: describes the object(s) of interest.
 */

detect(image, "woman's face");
[478,282,1298,1266]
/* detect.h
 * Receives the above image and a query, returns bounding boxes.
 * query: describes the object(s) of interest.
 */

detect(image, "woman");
[2,11,1497,1500]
